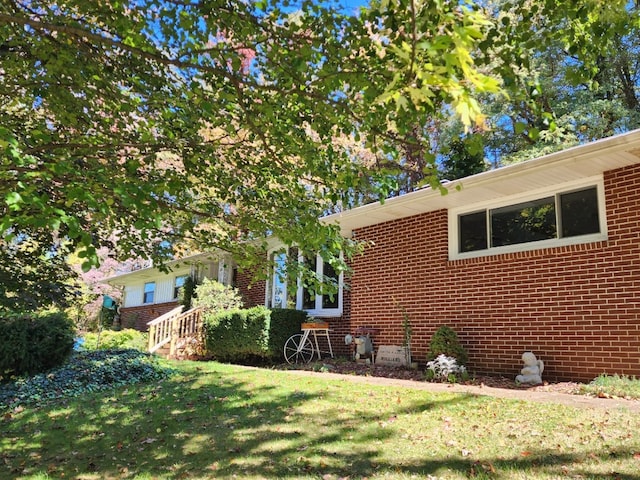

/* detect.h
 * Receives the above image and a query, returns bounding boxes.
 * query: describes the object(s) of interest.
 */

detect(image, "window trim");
[143,281,156,304]
[448,176,608,260]
[173,274,189,300]
[266,248,343,317]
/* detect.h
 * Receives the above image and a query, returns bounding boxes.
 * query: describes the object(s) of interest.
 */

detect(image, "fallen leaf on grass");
[140,438,157,444]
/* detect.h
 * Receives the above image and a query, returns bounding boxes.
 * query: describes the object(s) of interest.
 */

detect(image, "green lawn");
[2,360,640,480]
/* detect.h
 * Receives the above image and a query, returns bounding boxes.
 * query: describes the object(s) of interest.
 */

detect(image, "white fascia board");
[101,252,223,285]
[323,129,640,236]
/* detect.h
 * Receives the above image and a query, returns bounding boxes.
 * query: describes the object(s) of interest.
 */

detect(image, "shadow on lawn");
[2,364,639,479]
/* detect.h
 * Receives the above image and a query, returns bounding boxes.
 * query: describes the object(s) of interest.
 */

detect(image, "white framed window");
[143,282,156,304]
[174,275,189,299]
[449,177,607,260]
[266,247,343,317]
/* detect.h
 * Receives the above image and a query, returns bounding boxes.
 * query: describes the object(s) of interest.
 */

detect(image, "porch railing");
[147,306,204,355]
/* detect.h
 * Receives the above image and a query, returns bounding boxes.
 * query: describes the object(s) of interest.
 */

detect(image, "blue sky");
[335,0,367,14]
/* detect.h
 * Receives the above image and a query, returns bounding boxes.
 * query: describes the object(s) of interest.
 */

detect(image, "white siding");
[116,259,226,308]
[155,277,175,303]
[123,285,142,308]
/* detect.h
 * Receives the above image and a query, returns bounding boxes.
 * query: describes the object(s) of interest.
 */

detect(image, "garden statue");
[515,351,544,384]
[354,335,374,362]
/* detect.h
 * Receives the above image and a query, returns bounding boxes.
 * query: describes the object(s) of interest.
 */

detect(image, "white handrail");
[147,306,184,353]
[147,306,204,355]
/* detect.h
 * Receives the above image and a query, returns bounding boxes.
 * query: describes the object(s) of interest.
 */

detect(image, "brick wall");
[119,302,180,332]
[347,164,640,381]
[235,269,267,308]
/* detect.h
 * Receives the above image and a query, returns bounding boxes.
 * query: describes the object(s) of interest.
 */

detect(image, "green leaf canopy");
[0,0,629,274]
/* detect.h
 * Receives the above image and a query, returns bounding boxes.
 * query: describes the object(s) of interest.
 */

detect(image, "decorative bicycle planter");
[284,322,334,364]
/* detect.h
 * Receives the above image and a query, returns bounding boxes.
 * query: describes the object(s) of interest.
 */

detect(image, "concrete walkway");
[283,368,640,412]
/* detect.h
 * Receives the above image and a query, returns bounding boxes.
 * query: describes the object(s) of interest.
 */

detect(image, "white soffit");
[102,252,222,285]
[324,129,640,235]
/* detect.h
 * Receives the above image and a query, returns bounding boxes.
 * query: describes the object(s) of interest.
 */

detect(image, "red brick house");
[319,129,640,381]
[108,129,640,381]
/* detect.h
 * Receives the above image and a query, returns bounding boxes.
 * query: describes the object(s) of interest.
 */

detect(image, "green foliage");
[2,0,635,284]
[0,311,75,378]
[192,279,244,312]
[99,306,117,329]
[81,329,147,352]
[203,306,301,362]
[0,236,80,313]
[203,307,269,362]
[579,374,640,400]
[180,275,197,310]
[439,135,487,181]
[427,326,468,366]
[0,349,175,411]
[267,309,309,360]
[480,1,640,167]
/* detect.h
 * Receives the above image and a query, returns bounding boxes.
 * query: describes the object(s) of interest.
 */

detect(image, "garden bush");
[427,325,468,366]
[82,328,148,351]
[203,306,269,362]
[180,275,198,310]
[203,307,308,362]
[192,278,244,312]
[268,308,309,358]
[0,311,75,379]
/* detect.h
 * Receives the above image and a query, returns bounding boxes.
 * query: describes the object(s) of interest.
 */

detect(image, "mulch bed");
[285,358,585,396]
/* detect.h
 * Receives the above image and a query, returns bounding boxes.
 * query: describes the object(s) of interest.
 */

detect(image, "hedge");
[267,308,309,358]
[203,307,307,362]
[0,311,75,379]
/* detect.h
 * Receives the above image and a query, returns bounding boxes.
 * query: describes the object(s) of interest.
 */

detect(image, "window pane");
[322,261,339,309]
[459,211,487,252]
[174,275,188,299]
[302,255,316,310]
[491,197,556,247]
[287,248,299,308]
[560,187,599,237]
[143,282,155,304]
[272,253,287,309]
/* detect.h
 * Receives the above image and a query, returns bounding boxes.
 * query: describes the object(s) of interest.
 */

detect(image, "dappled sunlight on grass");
[1,361,640,479]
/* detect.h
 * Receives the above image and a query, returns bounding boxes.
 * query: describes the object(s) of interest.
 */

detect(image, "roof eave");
[323,129,640,235]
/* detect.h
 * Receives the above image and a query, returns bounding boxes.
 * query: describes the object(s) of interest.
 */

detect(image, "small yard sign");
[376,346,409,367]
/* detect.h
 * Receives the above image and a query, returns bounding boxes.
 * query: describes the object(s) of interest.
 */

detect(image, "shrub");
[425,354,468,383]
[192,278,244,312]
[0,311,75,379]
[202,306,268,362]
[0,349,175,411]
[268,308,309,359]
[82,329,148,351]
[427,325,468,366]
[203,307,308,363]
[180,275,198,310]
